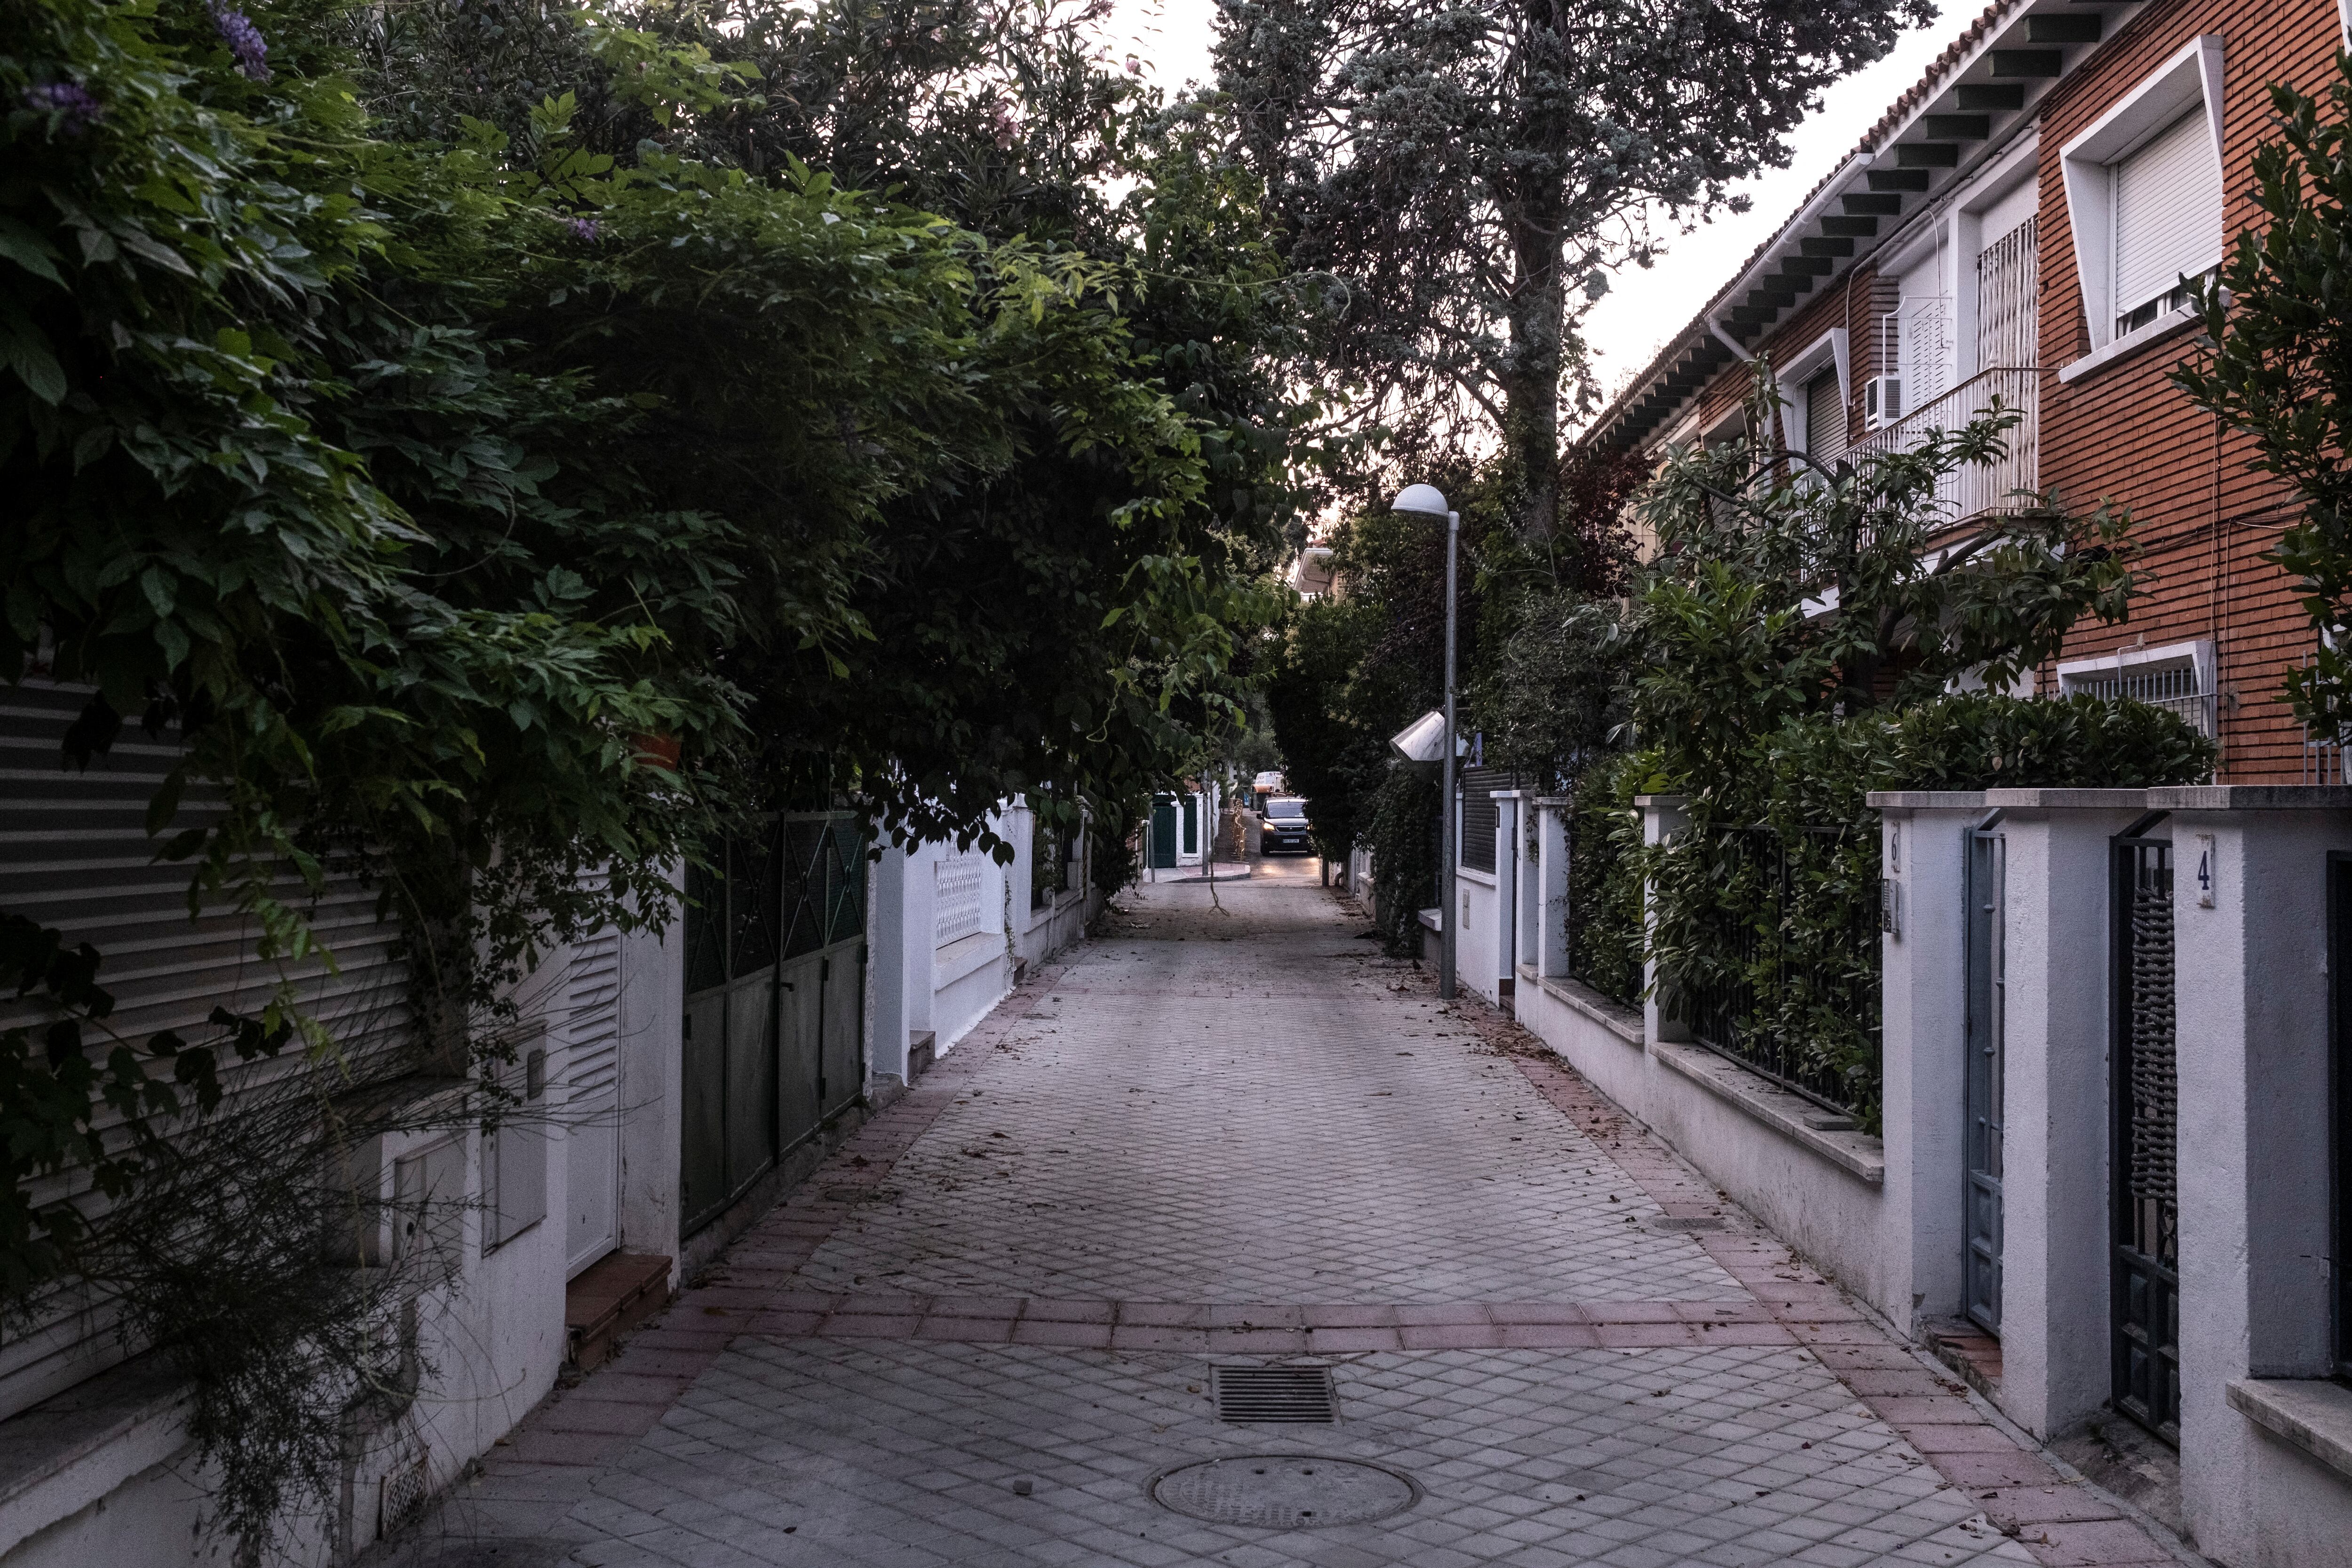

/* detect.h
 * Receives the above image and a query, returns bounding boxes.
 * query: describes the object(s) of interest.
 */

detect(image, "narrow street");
[409,870,2176,1568]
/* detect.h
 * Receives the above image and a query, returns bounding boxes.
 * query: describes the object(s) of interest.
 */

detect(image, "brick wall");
[1649,0,2343,782]
[2035,0,2340,782]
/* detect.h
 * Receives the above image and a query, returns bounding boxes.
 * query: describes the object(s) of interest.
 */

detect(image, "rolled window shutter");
[2112,110,2222,321]
[1805,370,1842,459]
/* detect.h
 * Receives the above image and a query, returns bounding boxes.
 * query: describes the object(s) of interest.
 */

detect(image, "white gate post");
[1868,791,1982,1339]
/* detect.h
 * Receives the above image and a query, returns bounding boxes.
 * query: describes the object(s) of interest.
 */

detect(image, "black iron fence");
[1677,824,1882,1118]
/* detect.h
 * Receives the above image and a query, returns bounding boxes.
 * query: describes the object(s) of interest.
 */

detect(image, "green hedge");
[1567,755,1648,1007]
[1589,694,2217,1129]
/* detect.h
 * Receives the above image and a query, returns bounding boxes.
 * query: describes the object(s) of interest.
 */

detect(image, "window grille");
[934,852,987,947]
[2070,661,2217,740]
[1976,215,2039,371]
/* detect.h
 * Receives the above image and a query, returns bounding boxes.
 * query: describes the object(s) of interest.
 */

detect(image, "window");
[1030,808,1069,909]
[393,1135,467,1285]
[483,1042,548,1253]
[2057,640,2217,742]
[2111,110,2222,336]
[1774,329,1848,462]
[1804,370,1842,462]
[1976,215,2040,369]
[2059,38,2225,351]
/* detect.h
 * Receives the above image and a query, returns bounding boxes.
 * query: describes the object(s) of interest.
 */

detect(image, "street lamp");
[1392,482,1459,1002]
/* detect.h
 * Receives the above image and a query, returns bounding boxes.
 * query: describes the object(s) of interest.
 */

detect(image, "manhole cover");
[1149,1456,1420,1528]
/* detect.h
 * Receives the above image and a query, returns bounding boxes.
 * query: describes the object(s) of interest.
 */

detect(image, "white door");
[562,929,623,1276]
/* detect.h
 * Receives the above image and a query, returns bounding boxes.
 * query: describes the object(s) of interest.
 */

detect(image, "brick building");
[1583,0,2345,782]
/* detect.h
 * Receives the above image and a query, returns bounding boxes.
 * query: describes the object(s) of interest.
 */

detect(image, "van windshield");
[1267,800,1307,820]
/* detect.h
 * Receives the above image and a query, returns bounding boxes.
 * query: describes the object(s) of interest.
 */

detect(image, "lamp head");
[1391,483,1450,517]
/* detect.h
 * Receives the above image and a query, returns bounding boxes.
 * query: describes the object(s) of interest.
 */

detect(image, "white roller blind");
[2112,109,2222,321]
[1804,370,1843,459]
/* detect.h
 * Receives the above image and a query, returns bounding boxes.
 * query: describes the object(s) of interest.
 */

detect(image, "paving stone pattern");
[398,876,2185,1568]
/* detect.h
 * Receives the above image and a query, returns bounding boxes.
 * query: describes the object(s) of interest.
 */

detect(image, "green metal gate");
[681,811,868,1236]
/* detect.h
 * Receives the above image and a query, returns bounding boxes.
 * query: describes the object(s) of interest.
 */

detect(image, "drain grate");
[1648,1215,1726,1232]
[1212,1364,1337,1424]
[1150,1456,1419,1527]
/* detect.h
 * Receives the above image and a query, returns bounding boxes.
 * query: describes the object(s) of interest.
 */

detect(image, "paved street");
[400,871,2183,1568]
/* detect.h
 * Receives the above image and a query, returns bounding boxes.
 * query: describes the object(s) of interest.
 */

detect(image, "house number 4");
[2194,833,2216,908]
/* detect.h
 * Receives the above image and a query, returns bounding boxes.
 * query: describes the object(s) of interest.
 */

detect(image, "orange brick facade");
[1636,0,2344,782]
[2034,0,2338,781]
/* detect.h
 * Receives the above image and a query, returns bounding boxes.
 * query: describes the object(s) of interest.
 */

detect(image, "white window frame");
[2056,638,2216,699]
[1949,134,2042,381]
[2058,36,2225,355]
[1776,328,1851,459]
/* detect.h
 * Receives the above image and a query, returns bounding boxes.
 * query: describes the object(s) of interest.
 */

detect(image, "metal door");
[680,823,783,1235]
[1964,826,2005,1333]
[779,812,867,1132]
[2111,832,2181,1442]
[1149,796,1178,868]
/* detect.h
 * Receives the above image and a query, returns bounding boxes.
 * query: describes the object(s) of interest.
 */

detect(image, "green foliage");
[1635,377,2137,782]
[1565,755,1647,1007]
[1615,403,2186,1125]
[3,0,1299,1552]
[2173,55,2352,738]
[1642,695,2216,1127]
[1214,0,1930,526]
[1364,763,1440,952]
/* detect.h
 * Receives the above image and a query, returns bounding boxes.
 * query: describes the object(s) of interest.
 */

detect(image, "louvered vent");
[1211,1364,1338,1424]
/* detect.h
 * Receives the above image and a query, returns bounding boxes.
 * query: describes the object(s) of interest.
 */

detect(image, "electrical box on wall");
[1864,375,1903,430]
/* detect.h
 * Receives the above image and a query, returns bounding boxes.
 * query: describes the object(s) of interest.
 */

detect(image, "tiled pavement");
[391,875,2189,1568]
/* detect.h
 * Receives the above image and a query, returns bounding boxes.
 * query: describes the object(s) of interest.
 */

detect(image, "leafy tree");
[1212,0,1931,532]
[2174,56,2352,739]
[1626,387,2172,1125]
[1632,376,2135,784]
[1,0,1295,1550]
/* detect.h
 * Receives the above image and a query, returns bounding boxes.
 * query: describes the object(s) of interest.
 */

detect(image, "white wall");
[1510,796,1897,1318]
[2158,796,2352,1568]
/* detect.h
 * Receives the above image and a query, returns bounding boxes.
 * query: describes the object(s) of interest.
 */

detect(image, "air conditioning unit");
[1863,374,1903,430]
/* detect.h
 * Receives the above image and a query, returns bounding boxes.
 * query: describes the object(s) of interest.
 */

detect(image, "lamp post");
[1391,483,1459,1001]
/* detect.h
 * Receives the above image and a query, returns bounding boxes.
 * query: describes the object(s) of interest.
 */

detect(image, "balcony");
[1842,365,2048,526]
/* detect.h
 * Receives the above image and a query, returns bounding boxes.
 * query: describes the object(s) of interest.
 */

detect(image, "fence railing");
[1842,365,2048,525]
[1678,825,1881,1118]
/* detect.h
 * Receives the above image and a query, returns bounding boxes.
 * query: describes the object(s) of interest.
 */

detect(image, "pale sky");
[1103,0,1959,429]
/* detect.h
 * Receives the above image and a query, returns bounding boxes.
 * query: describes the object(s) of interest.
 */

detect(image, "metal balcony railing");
[1842,366,2048,526]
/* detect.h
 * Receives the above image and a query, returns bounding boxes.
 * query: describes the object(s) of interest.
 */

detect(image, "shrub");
[1648,694,2215,1129]
[1566,753,1649,1007]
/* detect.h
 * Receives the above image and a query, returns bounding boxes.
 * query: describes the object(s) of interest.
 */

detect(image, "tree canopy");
[1213,0,1931,531]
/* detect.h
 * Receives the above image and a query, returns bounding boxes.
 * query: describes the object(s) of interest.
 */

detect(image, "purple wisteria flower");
[21,82,102,134]
[207,2,270,81]
[565,217,602,243]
